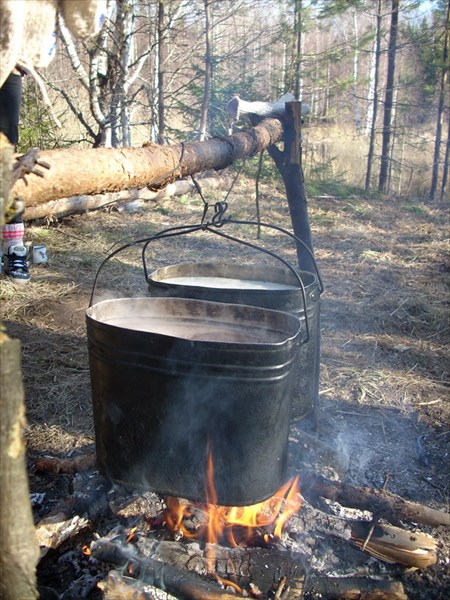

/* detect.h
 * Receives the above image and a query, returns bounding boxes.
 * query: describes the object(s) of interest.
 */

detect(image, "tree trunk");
[440,112,449,202]
[11,118,284,206]
[365,0,382,191]
[429,0,449,202]
[157,1,167,145]
[293,0,303,100]
[0,334,40,600]
[378,0,399,193]
[0,134,39,600]
[199,0,213,141]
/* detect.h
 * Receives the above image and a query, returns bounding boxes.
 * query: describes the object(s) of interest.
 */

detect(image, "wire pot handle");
[140,223,312,343]
[89,219,322,344]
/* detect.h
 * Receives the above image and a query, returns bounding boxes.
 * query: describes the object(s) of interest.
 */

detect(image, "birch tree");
[50,0,152,147]
[429,0,449,201]
[365,0,383,191]
[378,0,399,193]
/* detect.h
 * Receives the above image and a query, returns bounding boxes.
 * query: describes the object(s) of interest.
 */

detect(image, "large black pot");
[86,297,301,506]
[148,262,321,421]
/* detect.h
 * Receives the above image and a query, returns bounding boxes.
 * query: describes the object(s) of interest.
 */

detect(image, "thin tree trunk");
[365,0,383,191]
[293,0,302,100]
[378,0,399,193]
[440,113,450,201]
[353,9,362,133]
[429,0,449,201]
[157,1,166,145]
[199,0,213,141]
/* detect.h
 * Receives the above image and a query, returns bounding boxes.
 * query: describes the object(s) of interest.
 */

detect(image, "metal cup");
[32,244,48,265]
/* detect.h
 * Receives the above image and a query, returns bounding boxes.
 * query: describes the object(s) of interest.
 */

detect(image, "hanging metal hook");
[211,201,229,227]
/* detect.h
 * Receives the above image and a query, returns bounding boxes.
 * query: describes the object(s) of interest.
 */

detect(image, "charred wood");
[35,472,110,557]
[300,473,450,527]
[305,576,407,600]
[91,539,250,600]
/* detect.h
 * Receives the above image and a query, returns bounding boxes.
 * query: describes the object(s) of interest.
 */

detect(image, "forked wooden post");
[266,101,316,274]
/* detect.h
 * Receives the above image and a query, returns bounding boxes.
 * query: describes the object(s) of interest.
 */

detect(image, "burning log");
[91,539,252,600]
[98,570,178,599]
[349,521,437,569]
[300,473,450,527]
[288,500,437,569]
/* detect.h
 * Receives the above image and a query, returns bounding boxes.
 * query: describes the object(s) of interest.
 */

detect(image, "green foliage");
[17,80,68,152]
[403,6,448,106]
[305,178,373,200]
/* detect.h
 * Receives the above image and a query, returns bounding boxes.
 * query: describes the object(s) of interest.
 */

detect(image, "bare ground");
[1,177,449,598]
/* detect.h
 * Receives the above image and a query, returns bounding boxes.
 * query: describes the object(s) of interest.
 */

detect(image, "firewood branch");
[300,473,450,527]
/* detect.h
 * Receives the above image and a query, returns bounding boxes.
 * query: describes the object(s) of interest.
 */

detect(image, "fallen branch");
[300,473,450,527]
[35,452,96,475]
[24,176,232,221]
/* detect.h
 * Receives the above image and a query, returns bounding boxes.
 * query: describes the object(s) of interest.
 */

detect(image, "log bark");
[0,333,40,600]
[300,473,450,527]
[12,119,284,206]
[23,176,232,221]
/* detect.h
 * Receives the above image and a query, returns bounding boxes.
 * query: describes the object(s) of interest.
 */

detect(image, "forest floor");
[1,175,449,599]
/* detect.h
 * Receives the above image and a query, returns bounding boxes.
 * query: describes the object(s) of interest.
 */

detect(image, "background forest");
[19,0,449,202]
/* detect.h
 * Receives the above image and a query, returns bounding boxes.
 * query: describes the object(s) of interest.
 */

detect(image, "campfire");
[34,427,449,600]
[161,452,301,550]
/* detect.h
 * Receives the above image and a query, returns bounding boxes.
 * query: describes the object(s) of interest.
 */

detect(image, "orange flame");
[125,526,137,544]
[164,450,301,551]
